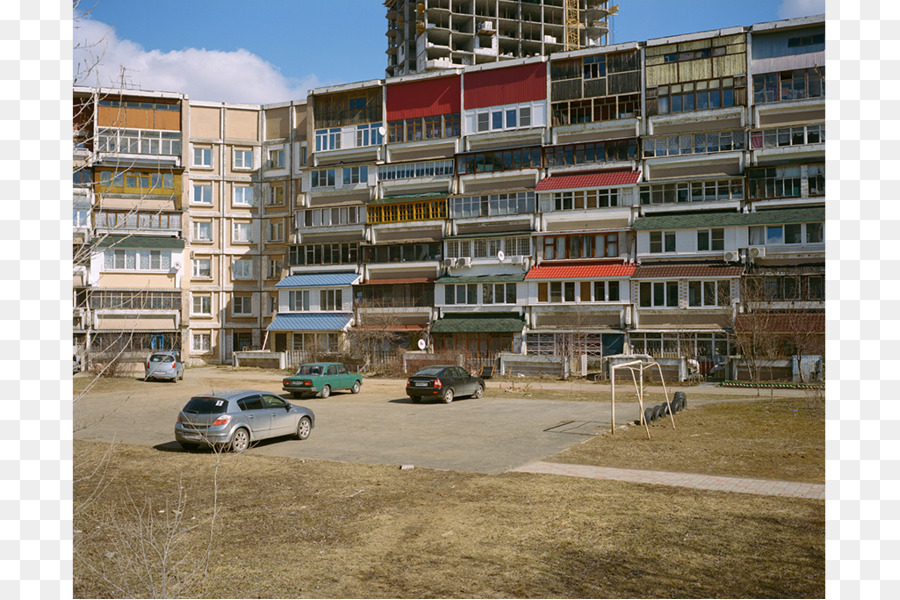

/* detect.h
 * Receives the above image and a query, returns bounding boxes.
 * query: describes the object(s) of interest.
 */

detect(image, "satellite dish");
[378,126,386,136]
[497,250,505,261]
[417,339,427,350]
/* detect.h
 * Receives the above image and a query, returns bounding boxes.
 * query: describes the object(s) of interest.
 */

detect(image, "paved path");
[511,461,825,500]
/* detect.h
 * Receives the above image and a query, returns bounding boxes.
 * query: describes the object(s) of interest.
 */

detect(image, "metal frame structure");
[610,357,675,439]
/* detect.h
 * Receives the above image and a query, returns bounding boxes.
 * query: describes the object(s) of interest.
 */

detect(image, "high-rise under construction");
[385,0,618,77]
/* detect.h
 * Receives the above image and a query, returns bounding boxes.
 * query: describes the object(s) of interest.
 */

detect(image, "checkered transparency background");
[0,0,893,598]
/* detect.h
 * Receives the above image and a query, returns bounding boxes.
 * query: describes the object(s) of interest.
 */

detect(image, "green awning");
[369,192,448,206]
[435,273,526,284]
[95,235,185,249]
[431,313,525,334]
[632,206,825,230]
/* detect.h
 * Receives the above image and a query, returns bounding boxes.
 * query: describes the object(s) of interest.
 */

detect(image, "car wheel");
[179,370,184,381]
[296,416,312,440]
[230,428,250,453]
[351,380,361,394]
[319,385,331,399]
[442,388,454,404]
[471,384,484,399]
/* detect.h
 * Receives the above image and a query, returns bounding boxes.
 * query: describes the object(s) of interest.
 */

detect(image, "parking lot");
[74,366,657,474]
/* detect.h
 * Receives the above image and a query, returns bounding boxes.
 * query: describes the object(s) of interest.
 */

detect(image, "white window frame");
[267,258,282,280]
[104,249,171,272]
[268,184,285,206]
[192,257,212,278]
[192,220,212,242]
[687,280,731,308]
[233,148,253,170]
[696,228,725,252]
[639,281,680,308]
[268,148,284,169]
[193,146,212,167]
[192,294,212,316]
[315,128,341,152]
[592,280,622,302]
[191,332,211,353]
[233,185,253,207]
[320,289,343,311]
[267,220,284,242]
[649,231,677,254]
[232,222,253,243]
[289,290,310,312]
[192,183,213,205]
[232,258,253,280]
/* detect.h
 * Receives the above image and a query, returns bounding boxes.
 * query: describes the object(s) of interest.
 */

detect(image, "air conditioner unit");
[458,257,472,268]
[749,246,766,259]
[723,250,739,263]
[443,257,457,267]
[510,255,524,265]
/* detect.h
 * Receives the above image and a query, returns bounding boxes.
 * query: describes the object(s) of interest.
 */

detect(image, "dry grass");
[551,395,825,483]
[75,396,824,599]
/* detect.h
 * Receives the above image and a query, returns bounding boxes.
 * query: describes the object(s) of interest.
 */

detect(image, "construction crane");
[567,1,620,51]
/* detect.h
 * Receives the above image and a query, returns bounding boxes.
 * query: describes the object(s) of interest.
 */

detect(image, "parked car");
[175,389,314,453]
[406,365,484,403]
[145,352,184,381]
[282,362,362,398]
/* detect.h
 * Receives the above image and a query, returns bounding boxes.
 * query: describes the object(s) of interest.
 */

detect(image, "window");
[192,332,211,353]
[73,207,90,228]
[289,290,310,311]
[747,165,804,199]
[750,123,825,149]
[192,220,212,242]
[193,146,211,167]
[697,228,724,252]
[444,284,478,305]
[233,149,253,169]
[233,258,253,279]
[268,184,285,206]
[455,147,542,175]
[267,220,284,242]
[361,242,441,263]
[650,76,746,116]
[542,233,618,260]
[590,281,621,302]
[311,169,336,188]
[233,185,253,207]
[806,222,824,244]
[268,148,284,169]
[546,188,620,211]
[482,283,517,305]
[232,222,253,243]
[545,139,640,167]
[649,231,677,253]
[377,160,454,181]
[366,200,446,224]
[315,128,341,152]
[643,130,745,158]
[192,258,211,278]
[687,281,730,307]
[749,222,824,246]
[640,179,743,205]
[288,242,358,266]
[342,165,368,185]
[267,259,282,280]
[752,67,825,104]
[192,183,212,205]
[233,295,252,316]
[583,55,606,79]
[104,249,171,272]
[387,114,460,143]
[320,289,343,311]
[356,123,383,147]
[639,281,680,308]
[788,33,825,47]
[192,294,212,316]
[536,282,576,303]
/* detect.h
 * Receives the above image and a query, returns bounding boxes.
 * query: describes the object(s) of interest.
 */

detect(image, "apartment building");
[385,0,618,77]
[73,14,825,380]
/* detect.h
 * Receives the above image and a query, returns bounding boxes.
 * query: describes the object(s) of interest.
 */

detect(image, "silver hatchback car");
[174,389,315,453]
[145,352,184,381]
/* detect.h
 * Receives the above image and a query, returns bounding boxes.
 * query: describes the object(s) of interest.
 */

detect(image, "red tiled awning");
[632,265,745,279]
[357,278,435,285]
[535,170,641,191]
[525,261,636,279]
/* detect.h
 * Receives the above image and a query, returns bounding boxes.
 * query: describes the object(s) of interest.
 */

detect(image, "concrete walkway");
[511,461,825,500]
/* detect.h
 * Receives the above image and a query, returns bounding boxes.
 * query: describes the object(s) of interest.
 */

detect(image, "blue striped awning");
[266,313,353,331]
[275,272,360,288]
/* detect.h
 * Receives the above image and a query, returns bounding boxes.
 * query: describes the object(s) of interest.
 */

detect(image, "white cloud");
[73,18,323,104]
[777,0,826,19]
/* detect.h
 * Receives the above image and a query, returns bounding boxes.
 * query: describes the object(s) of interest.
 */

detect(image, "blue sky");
[74,0,825,104]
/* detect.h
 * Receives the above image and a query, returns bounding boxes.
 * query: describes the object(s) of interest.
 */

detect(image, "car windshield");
[150,354,175,362]
[296,365,322,375]
[182,397,228,415]
[414,367,444,377]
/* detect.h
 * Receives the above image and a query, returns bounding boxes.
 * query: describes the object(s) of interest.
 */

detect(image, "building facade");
[73,14,825,380]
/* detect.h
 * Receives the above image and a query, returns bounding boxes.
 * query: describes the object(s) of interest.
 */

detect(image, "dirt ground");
[74,368,824,598]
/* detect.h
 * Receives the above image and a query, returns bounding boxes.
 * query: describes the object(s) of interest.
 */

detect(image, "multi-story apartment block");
[73,14,825,381]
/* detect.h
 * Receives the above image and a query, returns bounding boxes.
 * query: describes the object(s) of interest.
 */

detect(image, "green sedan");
[282,362,362,399]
